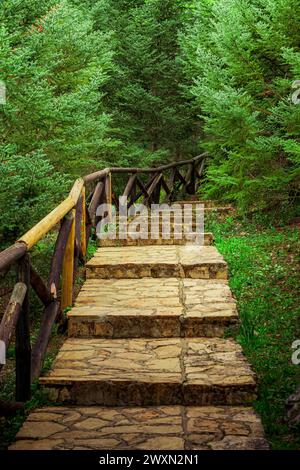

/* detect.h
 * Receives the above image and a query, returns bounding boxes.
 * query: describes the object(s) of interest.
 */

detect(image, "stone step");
[175,200,234,210]
[9,405,268,450]
[68,278,238,338]
[111,216,205,227]
[98,232,214,247]
[115,210,222,221]
[114,215,204,223]
[86,246,228,280]
[40,337,256,406]
[175,199,222,205]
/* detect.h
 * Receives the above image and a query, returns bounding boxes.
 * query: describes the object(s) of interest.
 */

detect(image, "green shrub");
[0,151,68,245]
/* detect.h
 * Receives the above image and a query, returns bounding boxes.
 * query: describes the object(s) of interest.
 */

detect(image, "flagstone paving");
[10,406,268,450]
[68,278,238,338]
[39,337,256,406]
[10,200,268,451]
[86,245,228,279]
[99,231,214,247]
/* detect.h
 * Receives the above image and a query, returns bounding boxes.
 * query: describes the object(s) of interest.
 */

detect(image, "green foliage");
[207,213,300,449]
[81,0,199,165]
[0,151,68,244]
[1,0,299,238]
[0,0,116,177]
[0,0,201,244]
[180,0,300,212]
[0,0,119,243]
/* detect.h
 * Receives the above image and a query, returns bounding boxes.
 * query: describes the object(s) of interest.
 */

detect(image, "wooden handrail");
[18,178,84,250]
[0,153,207,267]
[0,243,27,273]
[83,153,207,182]
[0,152,207,401]
[0,282,27,369]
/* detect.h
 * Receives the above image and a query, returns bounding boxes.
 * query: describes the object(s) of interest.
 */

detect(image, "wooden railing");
[0,153,206,404]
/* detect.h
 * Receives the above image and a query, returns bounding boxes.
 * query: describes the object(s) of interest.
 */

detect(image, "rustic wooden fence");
[0,153,206,404]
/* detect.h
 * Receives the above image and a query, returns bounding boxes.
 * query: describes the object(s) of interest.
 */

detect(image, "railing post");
[186,162,196,195]
[61,210,75,312]
[196,158,205,191]
[152,173,162,204]
[105,172,112,221]
[167,168,177,202]
[88,180,105,241]
[16,254,31,401]
[130,177,137,208]
[81,187,87,259]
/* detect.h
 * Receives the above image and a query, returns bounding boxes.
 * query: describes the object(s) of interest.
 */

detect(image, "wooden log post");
[31,300,59,381]
[73,196,83,281]
[80,187,87,259]
[161,176,171,203]
[190,163,196,195]
[85,208,93,250]
[195,158,205,191]
[0,400,24,417]
[123,174,137,200]
[48,216,74,300]
[112,192,120,212]
[122,174,137,209]
[167,168,177,202]
[75,195,83,253]
[30,265,52,306]
[16,255,31,401]
[95,184,107,239]
[88,182,104,225]
[88,181,105,239]
[129,177,137,209]
[152,174,162,205]
[144,174,162,206]
[174,168,187,188]
[0,283,27,372]
[61,210,75,312]
[104,172,112,222]
[185,162,196,195]
[0,243,27,273]
[73,188,87,282]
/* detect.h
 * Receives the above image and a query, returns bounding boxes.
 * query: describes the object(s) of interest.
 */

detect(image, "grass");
[206,211,300,450]
[0,329,64,450]
[0,232,65,449]
[0,233,98,449]
[1,210,299,449]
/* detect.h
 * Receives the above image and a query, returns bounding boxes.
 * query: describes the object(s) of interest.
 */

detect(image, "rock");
[285,385,300,428]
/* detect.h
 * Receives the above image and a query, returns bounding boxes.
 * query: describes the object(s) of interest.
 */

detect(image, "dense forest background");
[0,0,299,244]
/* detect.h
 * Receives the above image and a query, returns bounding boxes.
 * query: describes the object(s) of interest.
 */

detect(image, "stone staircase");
[10,201,268,450]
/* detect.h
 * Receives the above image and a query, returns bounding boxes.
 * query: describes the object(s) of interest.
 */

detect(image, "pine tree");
[180,0,300,212]
[0,0,116,242]
[0,0,116,176]
[79,0,199,167]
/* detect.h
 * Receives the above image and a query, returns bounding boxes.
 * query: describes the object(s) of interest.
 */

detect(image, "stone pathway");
[68,278,238,338]
[39,338,256,406]
[10,406,268,450]
[10,201,268,450]
[86,245,228,280]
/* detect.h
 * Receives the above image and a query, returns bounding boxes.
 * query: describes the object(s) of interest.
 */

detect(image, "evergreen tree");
[78,0,199,167]
[1,0,299,240]
[0,1,116,176]
[181,0,300,211]
[0,0,116,242]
